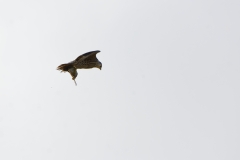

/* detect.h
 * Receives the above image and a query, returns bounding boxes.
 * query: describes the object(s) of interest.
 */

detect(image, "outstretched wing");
[75,50,100,62]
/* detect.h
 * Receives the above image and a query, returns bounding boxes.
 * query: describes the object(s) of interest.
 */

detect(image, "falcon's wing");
[75,50,100,62]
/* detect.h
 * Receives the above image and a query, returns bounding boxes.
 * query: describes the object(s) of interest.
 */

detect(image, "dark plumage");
[57,50,102,85]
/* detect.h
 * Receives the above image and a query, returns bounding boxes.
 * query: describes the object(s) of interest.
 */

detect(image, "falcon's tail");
[57,63,74,72]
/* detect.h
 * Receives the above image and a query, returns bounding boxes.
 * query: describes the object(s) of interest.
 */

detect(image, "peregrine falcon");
[57,50,102,85]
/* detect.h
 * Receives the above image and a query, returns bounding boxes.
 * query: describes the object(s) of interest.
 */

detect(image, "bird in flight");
[57,50,102,85]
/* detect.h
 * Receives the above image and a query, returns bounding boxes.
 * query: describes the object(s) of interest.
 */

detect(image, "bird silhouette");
[57,50,102,85]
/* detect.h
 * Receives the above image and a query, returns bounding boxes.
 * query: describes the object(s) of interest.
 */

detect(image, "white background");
[0,0,239,159]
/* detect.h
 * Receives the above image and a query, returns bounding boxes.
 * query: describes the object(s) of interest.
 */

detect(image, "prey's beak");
[72,77,77,86]
[73,79,77,86]
[68,68,78,86]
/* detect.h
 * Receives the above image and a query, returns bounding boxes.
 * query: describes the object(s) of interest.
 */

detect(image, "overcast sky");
[0,0,239,160]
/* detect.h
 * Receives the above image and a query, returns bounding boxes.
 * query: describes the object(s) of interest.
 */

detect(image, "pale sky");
[0,0,239,160]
